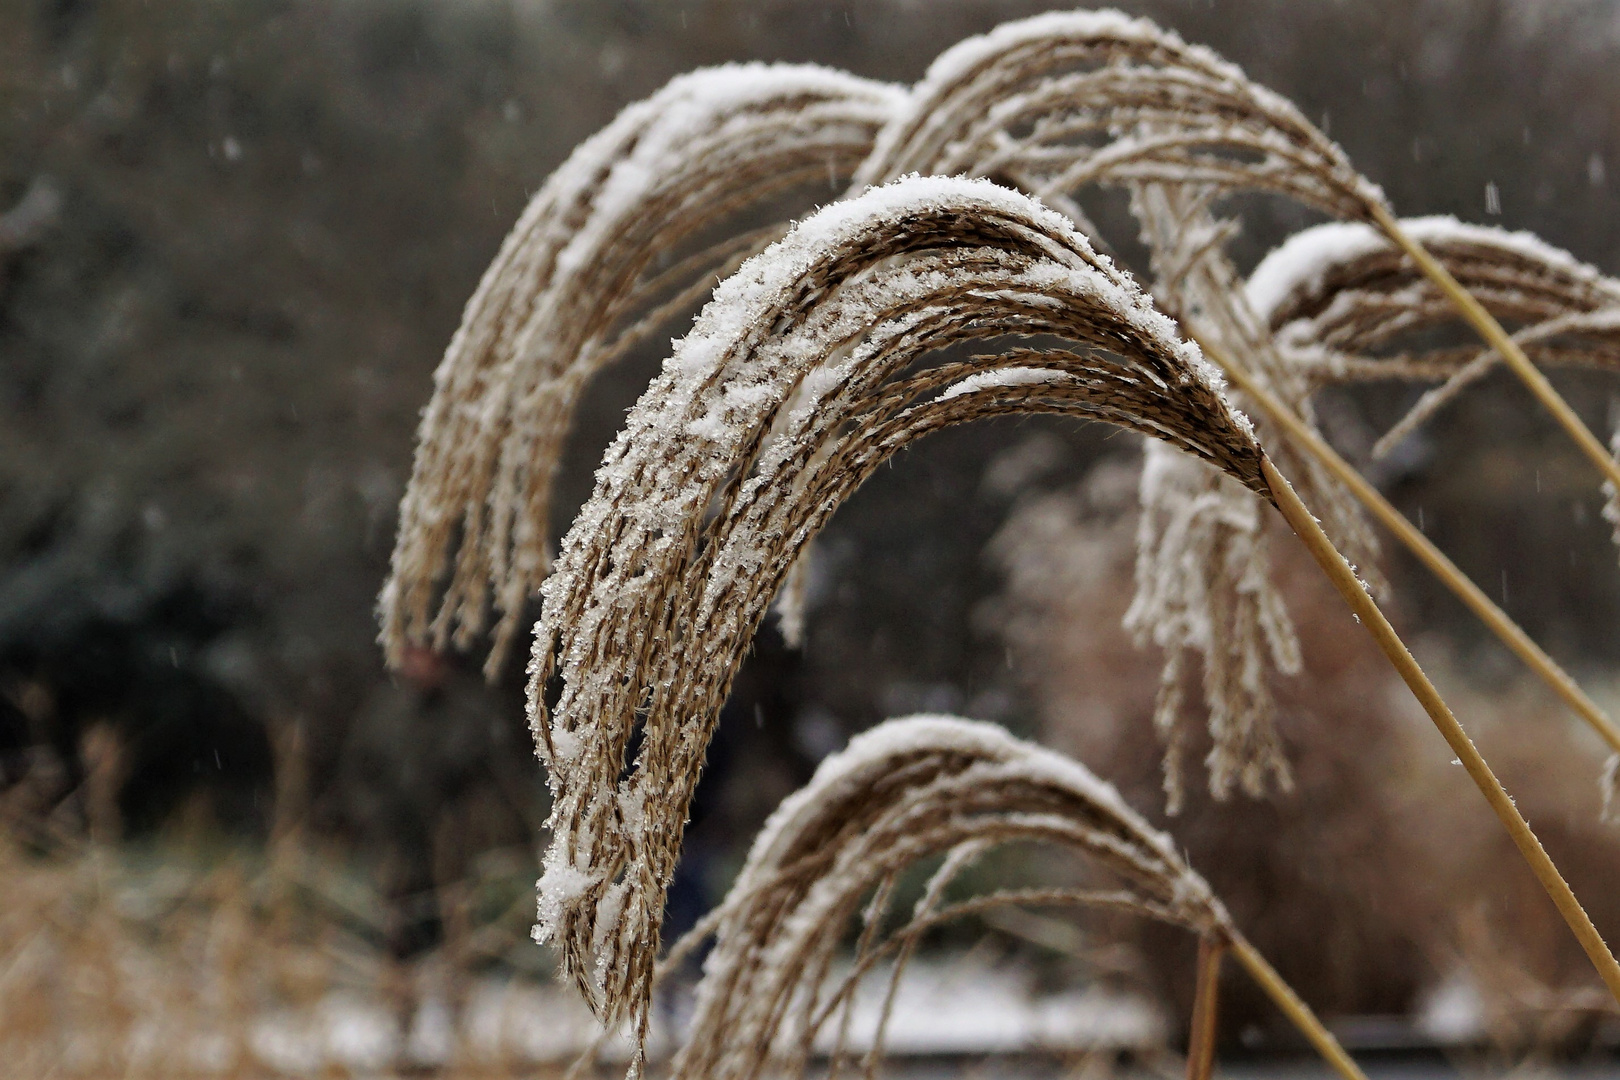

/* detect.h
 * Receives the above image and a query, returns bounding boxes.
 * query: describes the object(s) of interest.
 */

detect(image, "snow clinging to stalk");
[667,715,1234,1080]
[847,9,1394,802]
[527,175,1270,1030]
[1123,185,1380,810]
[1250,215,1620,575]
[855,9,1386,219]
[380,64,905,676]
[1250,216,1620,454]
[853,11,1620,800]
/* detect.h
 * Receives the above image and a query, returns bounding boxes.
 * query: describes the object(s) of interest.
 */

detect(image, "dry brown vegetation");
[988,460,1620,1040]
[401,4,1620,1073]
[12,3,1620,1078]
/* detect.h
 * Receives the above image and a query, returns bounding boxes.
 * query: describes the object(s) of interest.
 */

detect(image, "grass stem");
[1227,933,1367,1080]
[1195,333,1620,759]
[1186,936,1224,1080]
[1369,203,1620,495]
[1259,454,1620,1005]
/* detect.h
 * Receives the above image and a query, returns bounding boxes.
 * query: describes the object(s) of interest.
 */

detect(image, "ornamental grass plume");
[844,8,1392,807]
[524,175,1619,1034]
[1245,216,1620,460]
[529,174,1272,1031]
[1239,217,1620,798]
[845,10,1620,807]
[383,9,1613,813]
[662,715,1363,1080]
[380,64,904,676]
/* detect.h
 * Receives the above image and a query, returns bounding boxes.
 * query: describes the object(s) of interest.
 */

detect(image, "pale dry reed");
[383,9,1599,812]
[373,8,1620,1041]
[523,174,1620,1032]
[380,64,904,675]
[843,11,1620,812]
[1246,216,1620,459]
[660,715,1363,1080]
[845,12,1390,801]
[1241,216,1620,800]
[1124,187,1364,811]
[527,175,1273,1031]
[387,9,1393,799]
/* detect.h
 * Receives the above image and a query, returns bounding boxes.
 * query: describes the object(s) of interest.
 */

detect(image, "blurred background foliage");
[4,0,1620,1056]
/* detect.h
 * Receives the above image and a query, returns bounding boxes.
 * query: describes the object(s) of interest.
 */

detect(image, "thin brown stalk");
[1227,934,1365,1080]
[1259,454,1620,1005]
[1197,331,1620,760]
[1186,936,1223,1080]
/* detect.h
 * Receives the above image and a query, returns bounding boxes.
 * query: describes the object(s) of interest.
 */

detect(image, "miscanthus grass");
[381,64,903,676]
[520,176,1619,1036]
[528,175,1268,1029]
[656,715,1365,1080]
[1238,217,1620,808]
[378,9,1620,1063]
[388,8,1619,815]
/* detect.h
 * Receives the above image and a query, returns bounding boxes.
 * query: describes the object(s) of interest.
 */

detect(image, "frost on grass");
[839,9,1402,806]
[854,9,1385,221]
[1122,186,1384,810]
[380,63,904,676]
[1249,216,1620,460]
[658,715,1233,1080]
[1126,440,1300,811]
[527,175,1268,1031]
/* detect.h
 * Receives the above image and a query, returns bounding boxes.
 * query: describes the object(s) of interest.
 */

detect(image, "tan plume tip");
[527,174,1269,1026]
[844,9,1400,799]
[856,8,1386,221]
[379,63,905,677]
[667,714,1233,1080]
[1126,440,1300,813]
[1250,216,1620,402]
[1123,186,1381,813]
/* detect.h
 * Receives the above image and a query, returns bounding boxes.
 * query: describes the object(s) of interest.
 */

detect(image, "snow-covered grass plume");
[527,175,1272,1032]
[380,64,904,675]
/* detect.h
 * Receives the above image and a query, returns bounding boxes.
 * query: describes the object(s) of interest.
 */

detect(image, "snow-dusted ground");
[194,954,1165,1074]
[65,950,1618,1076]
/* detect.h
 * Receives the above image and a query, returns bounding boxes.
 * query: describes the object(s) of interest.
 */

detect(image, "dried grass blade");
[671,715,1369,1080]
[380,64,904,675]
[1186,936,1223,1080]
[1196,332,1620,762]
[1367,203,1620,494]
[1259,454,1620,1004]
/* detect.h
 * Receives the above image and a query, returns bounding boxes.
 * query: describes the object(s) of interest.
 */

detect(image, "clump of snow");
[935,366,1073,402]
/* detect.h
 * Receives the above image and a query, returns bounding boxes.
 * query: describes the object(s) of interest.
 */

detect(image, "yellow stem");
[1186,936,1223,1080]
[1369,203,1620,495]
[1196,333,1620,759]
[1226,933,1367,1080]
[1261,455,1620,1005]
